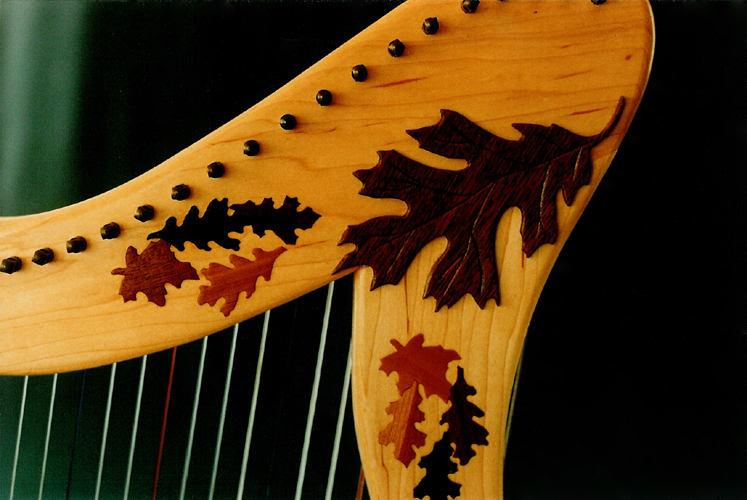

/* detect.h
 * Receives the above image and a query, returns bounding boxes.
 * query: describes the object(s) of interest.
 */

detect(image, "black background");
[1,2,746,499]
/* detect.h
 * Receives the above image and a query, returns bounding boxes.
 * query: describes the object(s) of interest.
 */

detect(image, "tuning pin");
[32,248,55,266]
[316,89,333,106]
[0,257,22,274]
[422,17,440,35]
[280,114,297,130]
[100,222,121,240]
[171,184,191,201]
[243,140,260,157]
[462,0,479,13]
[388,39,405,57]
[134,205,155,222]
[207,162,225,178]
[352,64,368,82]
[66,236,87,253]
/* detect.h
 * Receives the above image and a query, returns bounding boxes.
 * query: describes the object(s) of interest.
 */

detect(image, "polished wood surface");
[349,1,653,499]
[0,0,653,378]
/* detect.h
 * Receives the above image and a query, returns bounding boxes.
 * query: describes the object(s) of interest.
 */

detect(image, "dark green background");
[1,2,746,499]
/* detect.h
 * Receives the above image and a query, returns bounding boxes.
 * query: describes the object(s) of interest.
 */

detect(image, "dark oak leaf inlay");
[440,366,488,466]
[149,198,237,251]
[112,239,199,306]
[335,98,624,309]
[230,196,320,245]
[198,247,286,317]
[379,333,461,402]
[378,381,427,468]
[413,432,462,500]
[148,196,319,251]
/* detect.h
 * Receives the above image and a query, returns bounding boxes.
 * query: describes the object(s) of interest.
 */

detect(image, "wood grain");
[349,1,653,499]
[0,0,652,384]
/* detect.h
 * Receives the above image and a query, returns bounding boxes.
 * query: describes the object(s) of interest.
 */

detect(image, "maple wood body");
[347,2,654,500]
[0,0,652,378]
[0,1,653,498]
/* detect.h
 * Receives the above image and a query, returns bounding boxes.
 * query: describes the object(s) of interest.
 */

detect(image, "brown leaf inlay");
[335,99,624,309]
[112,239,199,306]
[197,247,286,316]
[378,381,427,467]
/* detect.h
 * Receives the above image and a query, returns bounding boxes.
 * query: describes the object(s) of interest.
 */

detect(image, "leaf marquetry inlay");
[336,98,625,310]
[197,247,287,317]
[111,239,199,306]
[148,196,320,252]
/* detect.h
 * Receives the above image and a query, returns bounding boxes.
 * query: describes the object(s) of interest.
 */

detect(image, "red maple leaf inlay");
[335,99,624,309]
[111,239,199,306]
[379,333,461,403]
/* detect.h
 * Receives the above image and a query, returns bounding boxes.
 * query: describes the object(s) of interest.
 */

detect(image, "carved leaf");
[197,247,286,316]
[440,366,488,466]
[335,99,624,309]
[111,239,199,306]
[413,432,461,500]
[378,381,427,467]
[148,196,319,251]
[379,334,461,403]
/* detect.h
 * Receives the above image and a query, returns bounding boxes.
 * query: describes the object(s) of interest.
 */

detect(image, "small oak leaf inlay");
[230,196,321,245]
[413,432,461,500]
[440,366,489,466]
[378,381,427,468]
[379,333,461,402]
[335,98,625,310]
[111,239,199,306]
[149,198,239,251]
[148,196,320,252]
[198,247,286,317]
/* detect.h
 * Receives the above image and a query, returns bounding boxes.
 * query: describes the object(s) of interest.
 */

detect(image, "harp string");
[94,363,117,500]
[9,375,28,500]
[179,335,209,500]
[236,310,271,499]
[38,373,57,500]
[3,278,360,498]
[124,354,148,500]
[152,347,178,500]
[207,323,240,500]
[355,467,366,500]
[66,370,86,500]
[325,338,353,500]
[295,282,335,500]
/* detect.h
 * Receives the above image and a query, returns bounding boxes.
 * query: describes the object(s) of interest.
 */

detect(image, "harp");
[0,1,655,498]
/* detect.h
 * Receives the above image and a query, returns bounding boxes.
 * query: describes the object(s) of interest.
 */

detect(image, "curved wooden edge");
[0,0,652,376]
[350,1,654,499]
